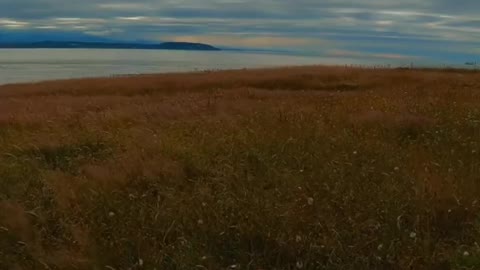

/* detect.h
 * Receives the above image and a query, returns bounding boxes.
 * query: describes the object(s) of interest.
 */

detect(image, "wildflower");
[377,244,384,251]
[394,167,400,171]
[197,219,204,225]
[228,264,239,269]
[307,197,314,206]
[464,251,470,257]
[108,211,115,217]
[409,232,417,239]
[138,258,144,267]
[296,261,304,269]
[296,235,302,243]
[353,151,358,155]
[201,256,207,261]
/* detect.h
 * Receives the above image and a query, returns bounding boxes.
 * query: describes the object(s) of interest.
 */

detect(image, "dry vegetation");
[0,66,479,270]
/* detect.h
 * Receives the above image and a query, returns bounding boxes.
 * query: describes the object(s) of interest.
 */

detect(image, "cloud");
[98,3,151,11]
[167,35,329,48]
[35,25,58,29]
[0,18,30,28]
[0,0,478,63]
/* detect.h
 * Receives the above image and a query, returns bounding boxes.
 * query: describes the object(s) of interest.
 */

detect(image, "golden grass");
[0,66,480,269]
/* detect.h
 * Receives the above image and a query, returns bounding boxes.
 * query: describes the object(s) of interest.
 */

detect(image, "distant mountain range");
[0,30,113,43]
[0,30,220,51]
[0,41,221,51]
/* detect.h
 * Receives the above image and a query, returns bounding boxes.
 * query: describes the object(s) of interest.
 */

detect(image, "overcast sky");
[0,0,479,64]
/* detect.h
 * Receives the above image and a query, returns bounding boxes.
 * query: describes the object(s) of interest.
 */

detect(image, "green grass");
[18,140,113,172]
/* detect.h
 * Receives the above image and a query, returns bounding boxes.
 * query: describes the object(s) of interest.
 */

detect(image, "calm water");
[0,49,357,85]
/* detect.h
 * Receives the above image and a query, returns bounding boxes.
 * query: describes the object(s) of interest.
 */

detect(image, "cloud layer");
[0,0,478,64]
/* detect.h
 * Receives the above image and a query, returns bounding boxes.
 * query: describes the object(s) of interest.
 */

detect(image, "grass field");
[0,66,479,270]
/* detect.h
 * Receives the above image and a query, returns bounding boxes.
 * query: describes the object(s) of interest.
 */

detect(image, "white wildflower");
[108,211,115,217]
[307,197,314,206]
[464,251,470,257]
[295,235,302,243]
[377,244,384,251]
[197,219,204,225]
[409,232,417,239]
[296,261,304,269]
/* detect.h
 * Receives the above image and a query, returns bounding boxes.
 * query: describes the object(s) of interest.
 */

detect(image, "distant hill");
[0,40,221,51]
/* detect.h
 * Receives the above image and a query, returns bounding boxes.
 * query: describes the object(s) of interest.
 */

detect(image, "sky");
[0,0,479,65]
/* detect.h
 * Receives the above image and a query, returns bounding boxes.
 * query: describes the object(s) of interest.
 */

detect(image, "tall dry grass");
[0,66,479,269]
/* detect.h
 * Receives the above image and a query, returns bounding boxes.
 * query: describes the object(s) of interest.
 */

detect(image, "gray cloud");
[0,0,478,63]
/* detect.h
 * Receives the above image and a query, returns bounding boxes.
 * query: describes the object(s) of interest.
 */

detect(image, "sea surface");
[0,49,359,85]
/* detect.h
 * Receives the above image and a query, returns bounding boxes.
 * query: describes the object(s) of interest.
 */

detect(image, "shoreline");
[0,64,477,88]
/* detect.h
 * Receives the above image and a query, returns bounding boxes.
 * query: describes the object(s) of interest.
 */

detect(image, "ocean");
[0,49,356,85]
